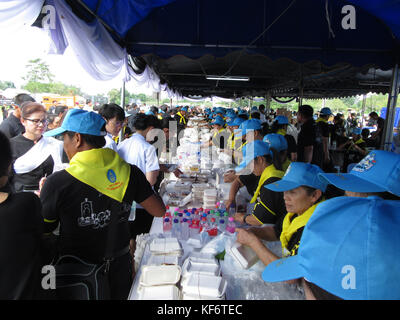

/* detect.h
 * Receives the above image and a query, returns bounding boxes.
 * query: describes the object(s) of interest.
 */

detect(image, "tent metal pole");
[361,94,367,127]
[119,80,126,143]
[381,63,399,151]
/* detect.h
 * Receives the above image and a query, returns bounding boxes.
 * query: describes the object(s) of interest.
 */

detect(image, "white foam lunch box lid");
[188,252,217,263]
[203,189,218,196]
[182,259,220,277]
[147,254,180,266]
[150,238,182,254]
[229,242,259,269]
[181,274,227,298]
[139,265,182,286]
[139,285,180,300]
[182,293,224,300]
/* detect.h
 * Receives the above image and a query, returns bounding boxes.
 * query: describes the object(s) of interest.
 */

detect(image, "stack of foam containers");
[138,265,182,300]
[203,188,218,209]
[180,253,227,300]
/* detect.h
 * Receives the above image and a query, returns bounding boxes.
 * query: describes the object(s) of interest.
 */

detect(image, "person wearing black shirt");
[9,102,63,192]
[40,109,166,299]
[235,163,328,278]
[314,107,334,171]
[0,131,45,300]
[0,93,35,139]
[296,105,316,163]
[369,111,385,147]
[232,140,286,226]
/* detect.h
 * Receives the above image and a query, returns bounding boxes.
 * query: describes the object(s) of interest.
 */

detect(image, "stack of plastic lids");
[180,253,227,300]
[203,189,218,209]
[138,265,182,300]
[149,237,183,257]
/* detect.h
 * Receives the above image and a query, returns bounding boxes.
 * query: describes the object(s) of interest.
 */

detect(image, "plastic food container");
[228,242,259,269]
[149,237,182,255]
[146,254,180,266]
[139,265,181,287]
[182,259,220,279]
[139,285,181,300]
[181,274,227,299]
[187,252,218,264]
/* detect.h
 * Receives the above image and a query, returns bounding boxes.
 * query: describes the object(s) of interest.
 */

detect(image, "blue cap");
[210,115,225,126]
[44,109,106,137]
[145,110,155,115]
[318,151,400,197]
[227,117,245,127]
[265,162,328,192]
[181,106,188,112]
[238,110,248,116]
[235,140,272,173]
[235,119,262,137]
[215,107,225,115]
[263,133,288,152]
[352,127,362,135]
[262,196,400,300]
[320,107,332,116]
[274,115,289,125]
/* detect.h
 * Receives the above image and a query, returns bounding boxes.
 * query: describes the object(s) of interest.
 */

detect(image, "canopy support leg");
[381,63,399,151]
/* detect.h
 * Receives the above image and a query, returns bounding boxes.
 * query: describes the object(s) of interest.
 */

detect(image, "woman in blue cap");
[263,133,291,172]
[270,115,297,162]
[233,140,286,226]
[236,162,328,271]
[201,115,228,150]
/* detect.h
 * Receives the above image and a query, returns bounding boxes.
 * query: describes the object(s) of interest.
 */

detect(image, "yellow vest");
[280,201,323,257]
[66,148,131,202]
[176,112,186,125]
[250,164,285,204]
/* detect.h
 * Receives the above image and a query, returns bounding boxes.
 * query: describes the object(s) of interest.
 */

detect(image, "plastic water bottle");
[229,204,236,217]
[178,212,183,222]
[218,202,226,212]
[163,217,172,233]
[218,219,226,232]
[185,211,192,223]
[172,218,181,238]
[181,218,190,240]
[199,217,209,233]
[207,218,218,237]
[226,217,236,234]
[224,211,229,224]
[189,219,200,237]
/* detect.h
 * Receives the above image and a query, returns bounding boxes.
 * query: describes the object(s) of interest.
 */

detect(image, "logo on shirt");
[78,198,111,229]
[107,169,117,183]
[352,152,377,173]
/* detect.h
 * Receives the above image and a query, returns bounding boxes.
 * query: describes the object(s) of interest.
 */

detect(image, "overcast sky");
[0,25,154,96]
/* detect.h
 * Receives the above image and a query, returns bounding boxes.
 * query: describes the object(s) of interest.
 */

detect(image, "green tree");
[0,80,15,90]
[23,58,54,83]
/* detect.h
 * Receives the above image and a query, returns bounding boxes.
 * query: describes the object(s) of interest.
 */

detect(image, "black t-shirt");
[376,117,385,139]
[239,173,260,196]
[297,119,316,162]
[251,176,286,225]
[0,192,44,299]
[40,165,154,263]
[10,134,54,192]
[0,113,25,139]
[284,134,297,156]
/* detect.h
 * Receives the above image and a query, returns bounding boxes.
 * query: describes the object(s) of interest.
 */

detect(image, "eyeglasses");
[24,118,48,125]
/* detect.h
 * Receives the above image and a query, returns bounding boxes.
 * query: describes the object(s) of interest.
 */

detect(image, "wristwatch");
[243,214,250,225]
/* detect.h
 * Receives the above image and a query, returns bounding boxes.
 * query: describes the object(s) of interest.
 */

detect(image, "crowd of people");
[0,94,399,300]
